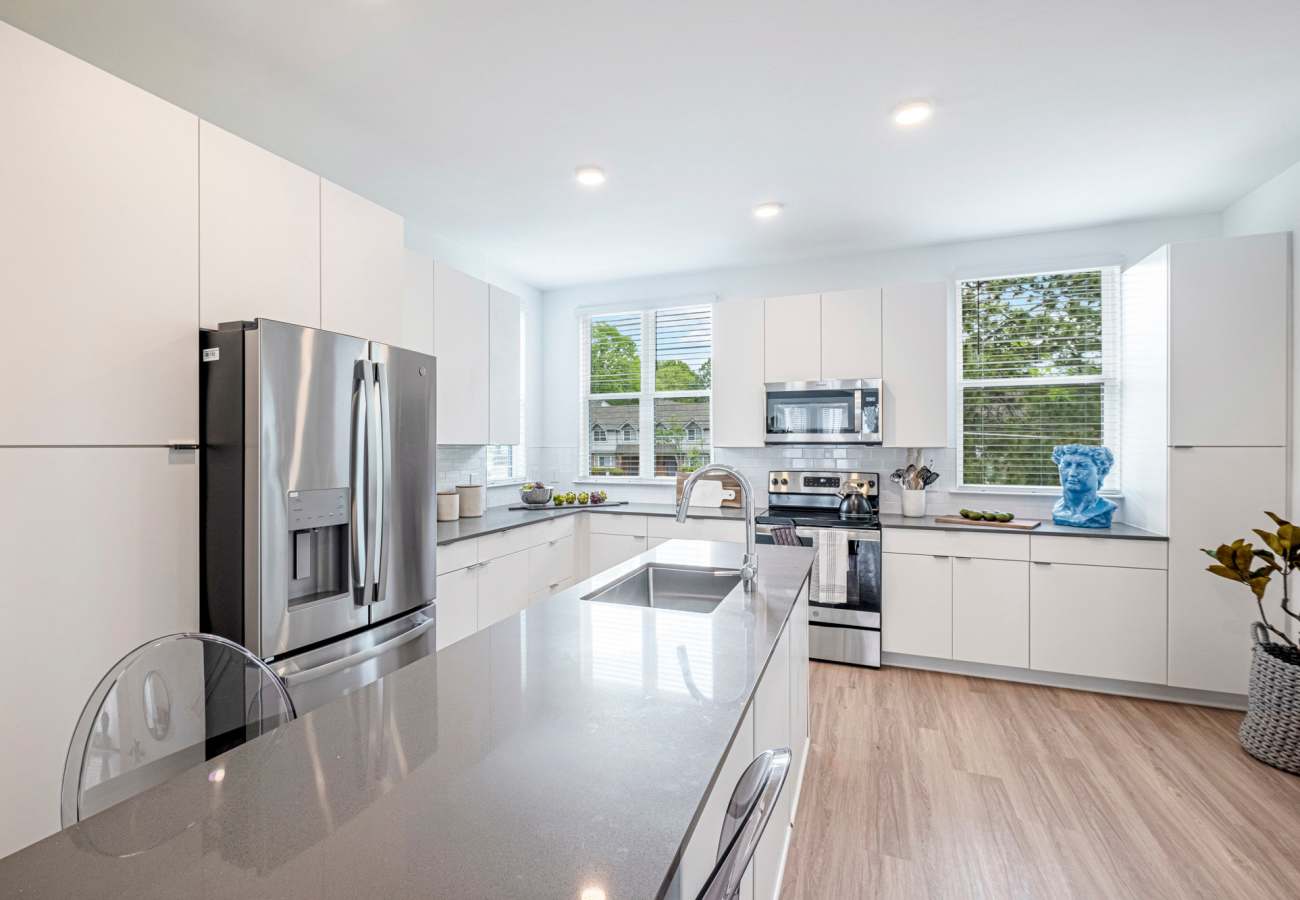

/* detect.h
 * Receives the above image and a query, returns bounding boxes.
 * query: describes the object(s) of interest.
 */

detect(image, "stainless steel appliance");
[764,378,882,444]
[200,319,437,713]
[755,470,881,668]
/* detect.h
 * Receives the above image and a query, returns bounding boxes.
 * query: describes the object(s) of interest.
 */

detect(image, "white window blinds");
[580,303,712,479]
[957,267,1121,490]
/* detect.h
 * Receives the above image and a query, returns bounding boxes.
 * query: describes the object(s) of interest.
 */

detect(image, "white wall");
[536,214,1223,514]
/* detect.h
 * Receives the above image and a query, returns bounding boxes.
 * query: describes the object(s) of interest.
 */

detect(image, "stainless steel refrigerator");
[200,319,437,714]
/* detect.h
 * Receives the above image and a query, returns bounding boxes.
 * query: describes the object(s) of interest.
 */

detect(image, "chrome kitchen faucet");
[676,463,757,591]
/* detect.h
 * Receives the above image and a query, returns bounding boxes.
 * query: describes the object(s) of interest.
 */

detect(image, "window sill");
[952,485,1124,498]
[486,479,528,488]
[573,477,678,486]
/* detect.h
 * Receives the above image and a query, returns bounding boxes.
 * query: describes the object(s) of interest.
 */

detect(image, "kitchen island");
[0,540,815,899]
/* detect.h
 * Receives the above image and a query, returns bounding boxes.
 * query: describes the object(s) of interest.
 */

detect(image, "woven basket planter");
[1239,623,1300,776]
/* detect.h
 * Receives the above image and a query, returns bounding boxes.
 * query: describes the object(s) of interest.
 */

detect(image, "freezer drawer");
[272,607,435,714]
[809,622,880,668]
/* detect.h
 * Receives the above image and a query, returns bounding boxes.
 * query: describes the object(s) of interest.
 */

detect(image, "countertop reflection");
[0,541,815,900]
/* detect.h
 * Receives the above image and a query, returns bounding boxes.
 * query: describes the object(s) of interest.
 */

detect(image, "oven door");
[754,524,881,628]
[764,379,881,444]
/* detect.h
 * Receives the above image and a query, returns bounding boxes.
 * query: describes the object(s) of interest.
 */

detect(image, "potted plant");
[1203,511,1300,775]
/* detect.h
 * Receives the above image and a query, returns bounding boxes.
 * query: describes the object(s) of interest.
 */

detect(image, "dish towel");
[770,525,802,546]
[812,529,848,605]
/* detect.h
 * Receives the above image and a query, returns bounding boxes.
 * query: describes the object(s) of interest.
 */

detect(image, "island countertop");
[436,501,756,545]
[0,541,815,899]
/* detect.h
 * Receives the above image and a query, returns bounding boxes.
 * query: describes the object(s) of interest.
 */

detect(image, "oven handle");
[755,523,880,542]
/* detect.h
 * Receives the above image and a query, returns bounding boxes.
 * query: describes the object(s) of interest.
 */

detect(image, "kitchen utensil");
[687,478,725,508]
[922,471,940,487]
[934,515,1041,530]
[889,469,906,486]
[838,486,872,519]
[901,487,927,518]
[904,464,917,489]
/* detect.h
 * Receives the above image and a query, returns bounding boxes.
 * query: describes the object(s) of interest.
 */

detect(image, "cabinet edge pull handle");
[1032,560,1052,566]
[931,554,949,560]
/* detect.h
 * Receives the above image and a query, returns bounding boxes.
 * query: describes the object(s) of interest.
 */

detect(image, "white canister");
[437,491,460,522]
[901,487,927,518]
[457,483,486,518]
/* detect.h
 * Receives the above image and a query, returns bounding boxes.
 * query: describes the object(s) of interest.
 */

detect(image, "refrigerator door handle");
[350,359,371,604]
[363,359,381,603]
[373,360,393,605]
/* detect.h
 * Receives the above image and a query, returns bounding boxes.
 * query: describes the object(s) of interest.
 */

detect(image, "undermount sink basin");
[582,565,741,614]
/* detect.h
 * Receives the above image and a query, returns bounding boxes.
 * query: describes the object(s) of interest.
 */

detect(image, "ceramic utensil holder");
[437,491,460,521]
[901,487,927,518]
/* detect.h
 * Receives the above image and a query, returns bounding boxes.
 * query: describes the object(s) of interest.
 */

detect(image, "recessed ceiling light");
[574,165,606,187]
[892,99,934,127]
[753,202,784,219]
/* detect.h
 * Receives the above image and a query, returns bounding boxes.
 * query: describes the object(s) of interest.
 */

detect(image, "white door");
[0,24,198,445]
[1168,234,1289,447]
[0,447,198,858]
[434,566,478,650]
[753,624,793,900]
[321,179,405,347]
[1169,446,1287,693]
[589,533,648,576]
[401,249,435,355]
[763,294,822,382]
[953,557,1030,668]
[476,550,531,629]
[488,286,522,445]
[821,288,882,380]
[882,282,949,448]
[882,553,953,658]
[433,263,491,445]
[1031,562,1167,684]
[199,121,321,330]
[713,298,766,447]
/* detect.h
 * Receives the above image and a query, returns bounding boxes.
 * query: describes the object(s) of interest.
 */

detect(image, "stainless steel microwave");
[764,378,882,444]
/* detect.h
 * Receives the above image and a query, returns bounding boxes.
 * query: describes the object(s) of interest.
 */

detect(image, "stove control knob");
[771,478,779,487]
[780,477,789,485]
[868,479,876,489]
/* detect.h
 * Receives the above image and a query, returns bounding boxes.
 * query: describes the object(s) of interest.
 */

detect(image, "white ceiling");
[3,0,1300,290]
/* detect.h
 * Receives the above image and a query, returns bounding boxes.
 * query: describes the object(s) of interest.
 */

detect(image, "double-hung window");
[580,304,712,479]
[957,267,1121,491]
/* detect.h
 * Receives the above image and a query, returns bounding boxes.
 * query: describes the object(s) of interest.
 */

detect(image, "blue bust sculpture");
[1052,444,1116,528]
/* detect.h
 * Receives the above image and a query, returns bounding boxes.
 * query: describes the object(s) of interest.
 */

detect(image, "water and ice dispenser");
[286,488,350,607]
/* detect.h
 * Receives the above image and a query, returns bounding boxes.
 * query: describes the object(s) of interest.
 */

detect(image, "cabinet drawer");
[437,539,478,575]
[883,527,1028,561]
[1030,562,1167,683]
[539,514,576,543]
[588,513,648,537]
[646,517,746,542]
[589,532,647,575]
[528,534,575,593]
[478,522,548,562]
[434,568,477,650]
[1031,535,1167,569]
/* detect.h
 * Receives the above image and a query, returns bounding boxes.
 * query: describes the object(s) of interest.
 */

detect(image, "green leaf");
[1265,511,1290,529]
[1252,529,1285,557]
[1215,544,1237,567]
[1234,543,1255,571]
[1248,577,1271,600]
[1206,564,1243,582]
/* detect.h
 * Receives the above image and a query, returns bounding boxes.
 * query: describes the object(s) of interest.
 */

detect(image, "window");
[580,303,712,479]
[957,267,1120,491]
[487,304,527,483]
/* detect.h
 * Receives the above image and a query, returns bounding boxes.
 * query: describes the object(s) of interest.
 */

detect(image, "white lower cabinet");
[787,585,810,824]
[753,623,793,900]
[1030,562,1167,684]
[589,532,648,576]
[676,708,756,900]
[476,549,531,630]
[953,557,1029,668]
[882,552,953,658]
[528,535,575,601]
[434,566,478,651]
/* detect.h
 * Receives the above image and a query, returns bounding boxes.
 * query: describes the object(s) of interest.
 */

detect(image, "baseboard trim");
[879,653,1247,711]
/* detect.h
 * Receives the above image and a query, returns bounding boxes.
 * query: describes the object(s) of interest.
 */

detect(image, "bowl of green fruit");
[519,482,552,507]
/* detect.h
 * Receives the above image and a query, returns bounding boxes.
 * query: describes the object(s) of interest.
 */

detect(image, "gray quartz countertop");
[436,501,755,545]
[878,512,1167,541]
[0,541,815,900]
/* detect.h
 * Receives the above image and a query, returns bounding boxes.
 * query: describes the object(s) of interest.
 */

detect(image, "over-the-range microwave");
[764,378,882,444]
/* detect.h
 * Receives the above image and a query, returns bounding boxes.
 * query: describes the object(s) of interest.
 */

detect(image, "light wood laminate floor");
[780,663,1300,899]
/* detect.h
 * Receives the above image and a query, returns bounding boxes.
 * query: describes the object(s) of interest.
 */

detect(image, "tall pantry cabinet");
[1123,232,1291,696]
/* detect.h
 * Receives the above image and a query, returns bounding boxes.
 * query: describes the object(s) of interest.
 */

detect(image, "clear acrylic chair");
[696,747,792,900]
[60,632,296,828]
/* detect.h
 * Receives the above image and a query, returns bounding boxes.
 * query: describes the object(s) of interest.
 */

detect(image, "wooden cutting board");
[933,515,1042,530]
[675,472,743,508]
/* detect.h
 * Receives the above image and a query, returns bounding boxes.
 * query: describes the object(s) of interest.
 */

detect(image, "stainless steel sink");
[582,565,741,614]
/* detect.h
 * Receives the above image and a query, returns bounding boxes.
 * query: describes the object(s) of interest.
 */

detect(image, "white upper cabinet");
[882,282,949,448]
[1168,233,1289,447]
[488,286,522,445]
[320,179,405,347]
[713,298,767,447]
[199,122,321,330]
[763,294,821,382]
[1168,446,1286,694]
[402,249,435,355]
[434,263,491,445]
[820,288,882,380]
[0,23,198,445]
